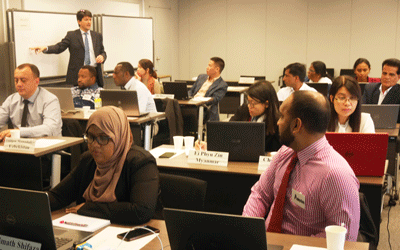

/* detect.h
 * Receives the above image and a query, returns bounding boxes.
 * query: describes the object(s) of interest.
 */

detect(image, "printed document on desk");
[35,139,64,148]
[290,244,326,250]
[52,213,110,232]
[87,226,157,250]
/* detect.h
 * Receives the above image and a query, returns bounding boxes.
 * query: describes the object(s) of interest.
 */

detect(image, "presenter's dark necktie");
[21,99,30,127]
[84,32,90,65]
[267,153,298,233]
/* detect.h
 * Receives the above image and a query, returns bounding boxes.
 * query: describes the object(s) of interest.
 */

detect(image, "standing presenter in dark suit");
[30,10,107,87]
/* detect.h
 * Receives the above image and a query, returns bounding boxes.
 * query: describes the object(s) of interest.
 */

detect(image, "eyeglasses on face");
[334,96,358,104]
[83,133,111,145]
[247,101,263,108]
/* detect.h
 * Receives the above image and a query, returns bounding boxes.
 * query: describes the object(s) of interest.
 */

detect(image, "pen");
[60,220,88,227]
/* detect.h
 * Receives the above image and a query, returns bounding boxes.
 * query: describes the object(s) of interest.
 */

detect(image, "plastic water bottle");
[94,94,102,109]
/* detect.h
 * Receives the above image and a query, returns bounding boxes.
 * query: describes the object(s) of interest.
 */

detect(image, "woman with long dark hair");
[327,76,374,133]
[136,59,163,94]
[308,61,332,84]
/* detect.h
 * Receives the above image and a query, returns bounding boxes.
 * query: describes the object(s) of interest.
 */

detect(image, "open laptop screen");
[163,208,283,250]
[207,121,265,162]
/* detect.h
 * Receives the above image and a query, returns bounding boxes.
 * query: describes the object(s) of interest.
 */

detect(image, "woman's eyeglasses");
[83,134,111,145]
[334,96,358,104]
[247,101,262,108]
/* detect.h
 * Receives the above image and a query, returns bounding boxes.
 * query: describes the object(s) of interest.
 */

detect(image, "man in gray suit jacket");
[362,58,400,123]
[189,57,228,121]
[31,10,107,87]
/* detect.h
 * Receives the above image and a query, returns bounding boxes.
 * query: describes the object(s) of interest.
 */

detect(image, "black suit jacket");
[362,82,400,122]
[45,29,107,86]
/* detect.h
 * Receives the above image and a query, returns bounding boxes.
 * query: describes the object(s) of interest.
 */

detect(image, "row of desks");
[50,210,369,250]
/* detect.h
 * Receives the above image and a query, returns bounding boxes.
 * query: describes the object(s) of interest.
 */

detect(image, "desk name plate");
[258,156,273,171]
[188,150,229,166]
[0,234,41,250]
[4,138,35,152]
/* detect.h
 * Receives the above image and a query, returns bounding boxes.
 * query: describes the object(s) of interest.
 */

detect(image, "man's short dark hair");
[17,63,40,78]
[285,63,306,82]
[382,58,400,75]
[210,57,225,73]
[117,62,135,76]
[288,91,330,133]
[76,9,92,21]
[80,65,97,80]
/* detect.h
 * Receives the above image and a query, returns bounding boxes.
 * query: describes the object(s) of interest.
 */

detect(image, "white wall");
[178,0,400,88]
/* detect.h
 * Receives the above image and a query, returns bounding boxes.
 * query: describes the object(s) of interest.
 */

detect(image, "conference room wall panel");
[187,0,228,79]
[350,0,398,78]
[264,0,308,85]
[178,0,192,80]
[225,0,267,81]
[306,0,352,78]
[178,0,400,88]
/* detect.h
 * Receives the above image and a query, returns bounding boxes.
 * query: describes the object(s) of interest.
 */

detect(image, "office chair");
[154,173,207,219]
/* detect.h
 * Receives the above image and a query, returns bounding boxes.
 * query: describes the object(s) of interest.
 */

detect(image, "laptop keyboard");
[55,237,73,248]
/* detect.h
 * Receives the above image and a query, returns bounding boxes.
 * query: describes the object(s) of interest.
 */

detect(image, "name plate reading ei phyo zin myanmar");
[4,138,36,152]
[188,150,229,167]
[0,234,41,250]
[258,156,273,171]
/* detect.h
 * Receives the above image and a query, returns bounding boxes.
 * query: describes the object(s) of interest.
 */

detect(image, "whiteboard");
[101,15,153,72]
[9,10,78,78]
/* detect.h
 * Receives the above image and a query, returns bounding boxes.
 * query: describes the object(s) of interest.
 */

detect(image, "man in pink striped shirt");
[243,91,360,241]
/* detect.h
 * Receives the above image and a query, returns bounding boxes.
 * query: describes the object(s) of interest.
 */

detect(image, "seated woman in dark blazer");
[48,106,159,224]
[229,81,281,152]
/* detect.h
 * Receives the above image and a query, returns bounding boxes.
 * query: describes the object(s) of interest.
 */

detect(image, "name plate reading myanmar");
[258,156,273,171]
[188,150,229,167]
[4,138,36,152]
[0,234,41,250]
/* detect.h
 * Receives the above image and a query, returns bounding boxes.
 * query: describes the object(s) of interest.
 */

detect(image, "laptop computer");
[163,82,190,100]
[361,104,400,129]
[207,121,265,162]
[44,87,77,113]
[100,89,149,117]
[163,208,283,250]
[325,132,388,176]
[0,186,93,250]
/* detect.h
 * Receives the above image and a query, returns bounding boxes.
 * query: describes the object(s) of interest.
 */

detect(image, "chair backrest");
[340,68,356,78]
[358,192,378,249]
[157,173,207,218]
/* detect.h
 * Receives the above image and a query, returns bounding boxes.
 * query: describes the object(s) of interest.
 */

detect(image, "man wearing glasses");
[362,58,400,123]
[277,63,317,102]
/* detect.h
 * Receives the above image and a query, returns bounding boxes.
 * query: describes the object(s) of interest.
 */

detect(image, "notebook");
[163,208,283,250]
[100,89,149,117]
[325,132,388,176]
[207,121,265,162]
[361,104,400,129]
[0,186,93,250]
[44,87,77,113]
[163,82,190,100]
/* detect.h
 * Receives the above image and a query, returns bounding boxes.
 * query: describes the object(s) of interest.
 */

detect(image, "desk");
[0,137,83,190]
[155,145,384,240]
[62,112,165,150]
[51,210,368,250]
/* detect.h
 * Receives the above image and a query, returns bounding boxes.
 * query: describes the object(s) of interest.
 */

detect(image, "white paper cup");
[83,106,91,118]
[10,130,20,139]
[184,136,195,150]
[325,225,347,250]
[173,136,184,151]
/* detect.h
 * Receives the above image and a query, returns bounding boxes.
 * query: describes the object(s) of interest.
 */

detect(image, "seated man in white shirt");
[0,63,62,141]
[113,62,157,113]
[362,58,400,123]
[277,63,317,102]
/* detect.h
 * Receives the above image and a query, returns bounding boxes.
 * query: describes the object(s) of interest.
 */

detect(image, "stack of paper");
[52,213,111,232]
